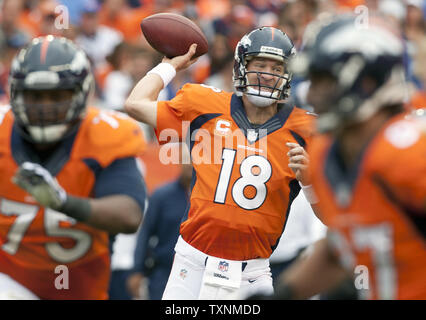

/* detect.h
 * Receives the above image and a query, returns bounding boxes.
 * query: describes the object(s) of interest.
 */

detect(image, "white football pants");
[0,273,39,300]
[162,236,273,300]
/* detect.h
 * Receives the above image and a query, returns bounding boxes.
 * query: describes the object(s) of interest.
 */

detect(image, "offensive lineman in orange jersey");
[125,27,317,299]
[0,36,148,299]
[268,16,426,300]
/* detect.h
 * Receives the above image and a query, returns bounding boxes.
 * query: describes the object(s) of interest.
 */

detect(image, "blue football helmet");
[9,35,93,144]
[233,27,296,101]
[292,15,407,132]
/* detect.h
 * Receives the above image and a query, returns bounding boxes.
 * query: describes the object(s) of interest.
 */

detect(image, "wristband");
[59,195,91,222]
[146,63,176,88]
[299,182,319,204]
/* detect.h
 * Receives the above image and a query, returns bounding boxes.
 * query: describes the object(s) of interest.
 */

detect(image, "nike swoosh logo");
[248,279,256,283]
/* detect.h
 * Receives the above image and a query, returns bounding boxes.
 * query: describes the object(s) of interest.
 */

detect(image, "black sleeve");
[93,157,148,213]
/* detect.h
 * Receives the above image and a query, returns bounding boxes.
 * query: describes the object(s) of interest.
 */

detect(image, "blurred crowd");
[1,0,425,124]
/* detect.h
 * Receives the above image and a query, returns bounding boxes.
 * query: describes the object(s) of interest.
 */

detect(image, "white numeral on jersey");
[328,223,396,300]
[352,224,396,300]
[0,198,92,263]
[44,209,92,263]
[92,110,120,129]
[1,199,39,255]
[214,149,272,210]
[214,149,236,204]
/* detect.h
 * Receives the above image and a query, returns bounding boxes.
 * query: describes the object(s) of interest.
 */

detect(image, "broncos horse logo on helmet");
[9,35,93,144]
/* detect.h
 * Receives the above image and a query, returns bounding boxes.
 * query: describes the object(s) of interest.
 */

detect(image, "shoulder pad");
[76,107,146,167]
[176,83,231,113]
[384,114,424,150]
[288,107,316,139]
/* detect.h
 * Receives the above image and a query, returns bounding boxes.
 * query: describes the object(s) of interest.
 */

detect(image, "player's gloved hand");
[12,162,67,210]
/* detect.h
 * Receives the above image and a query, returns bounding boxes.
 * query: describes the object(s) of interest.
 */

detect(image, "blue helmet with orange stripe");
[9,35,93,144]
[291,15,407,133]
[233,27,296,102]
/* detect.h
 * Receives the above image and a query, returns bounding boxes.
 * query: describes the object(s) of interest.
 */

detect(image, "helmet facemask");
[11,86,89,144]
[234,53,292,107]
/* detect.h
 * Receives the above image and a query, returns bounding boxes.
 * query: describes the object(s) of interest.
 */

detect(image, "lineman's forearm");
[277,238,349,299]
[60,194,143,234]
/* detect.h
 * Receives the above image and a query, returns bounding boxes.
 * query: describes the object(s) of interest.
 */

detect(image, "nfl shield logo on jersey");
[218,261,229,272]
[179,268,188,279]
[247,129,258,143]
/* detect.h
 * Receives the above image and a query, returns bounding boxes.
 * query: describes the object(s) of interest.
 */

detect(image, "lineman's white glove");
[12,162,67,210]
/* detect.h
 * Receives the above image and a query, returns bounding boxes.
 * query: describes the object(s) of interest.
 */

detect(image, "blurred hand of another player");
[12,162,67,210]
[162,43,198,72]
[287,142,310,186]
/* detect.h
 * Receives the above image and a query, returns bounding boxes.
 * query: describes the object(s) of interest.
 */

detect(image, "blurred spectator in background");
[278,0,319,48]
[403,0,426,93]
[248,0,280,27]
[0,0,30,48]
[206,34,234,78]
[194,34,234,91]
[378,0,406,28]
[0,0,30,100]
[335,0,365,11]
[59,0,89,25]
[404,0,426,43]
[127,144,192,300]
[204,58,234,92]
[98,0,181,44]
[19,0,64,37]
[75,0,123,70]
[103,43,155,111]
[197,0,231,21]
[410,37,426,109]
[213,4,256,49]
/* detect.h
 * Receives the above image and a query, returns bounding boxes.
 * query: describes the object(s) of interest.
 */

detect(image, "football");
[140,13,208,58]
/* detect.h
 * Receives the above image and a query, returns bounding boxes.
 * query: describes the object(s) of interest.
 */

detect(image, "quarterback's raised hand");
[12,162,67,210]
[162,43,198,72]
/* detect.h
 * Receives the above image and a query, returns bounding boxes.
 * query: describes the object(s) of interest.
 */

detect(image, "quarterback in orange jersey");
[0,36,147,299]
[125,27,317,299]
[269,16,426,300]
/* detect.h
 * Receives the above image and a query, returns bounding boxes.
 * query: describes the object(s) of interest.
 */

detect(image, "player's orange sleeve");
[155,83,210,144]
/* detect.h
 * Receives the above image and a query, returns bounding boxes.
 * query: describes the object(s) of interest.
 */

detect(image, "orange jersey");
[156,84,315,260]
[309,112,426,299]
[0,106,146,299]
